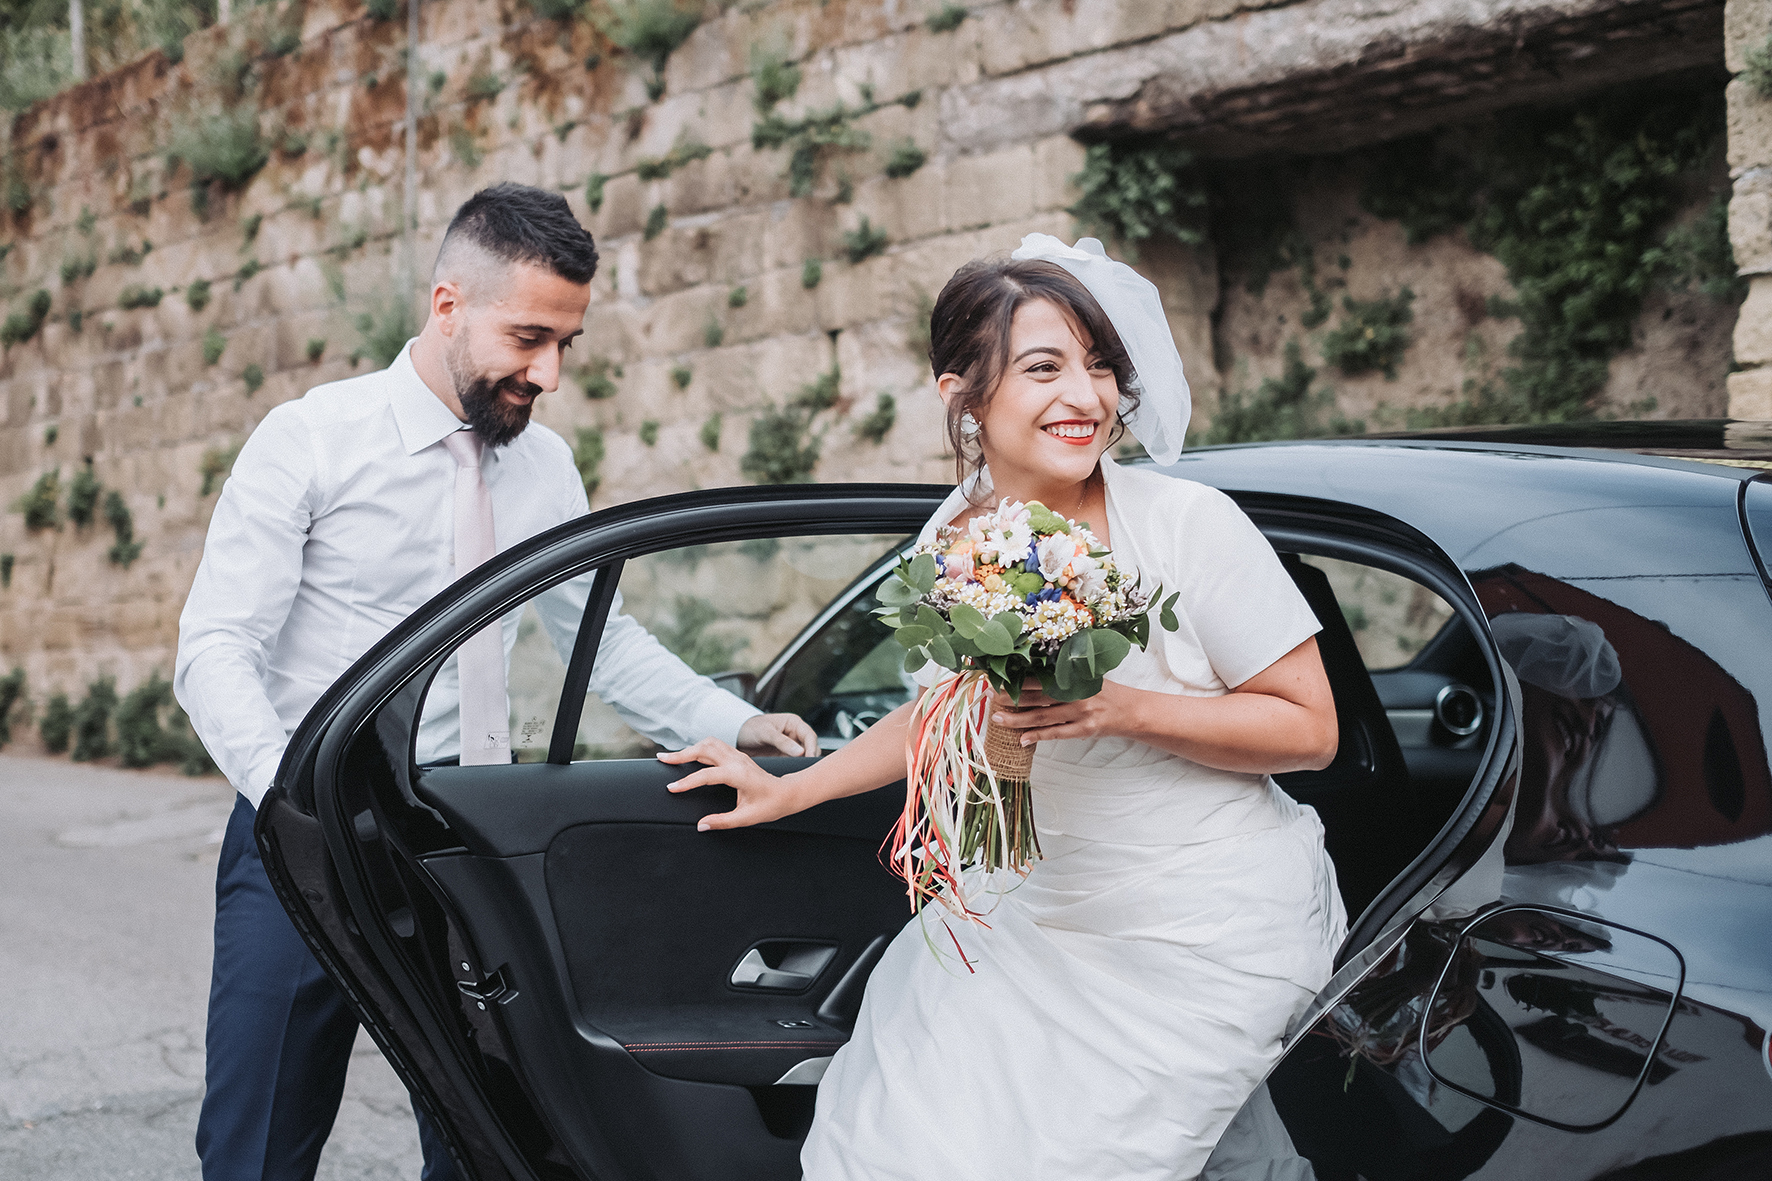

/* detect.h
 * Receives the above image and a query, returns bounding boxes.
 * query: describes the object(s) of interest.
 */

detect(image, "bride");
[659,235,1347,1179]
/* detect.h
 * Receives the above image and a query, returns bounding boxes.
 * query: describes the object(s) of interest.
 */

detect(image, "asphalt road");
[0,754,425,1179]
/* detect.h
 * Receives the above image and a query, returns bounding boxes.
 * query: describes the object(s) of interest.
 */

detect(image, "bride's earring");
[959,412,980,438]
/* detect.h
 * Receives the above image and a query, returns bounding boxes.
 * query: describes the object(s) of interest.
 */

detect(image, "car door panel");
[415,759,909,1089]
[264,482,1531,1181]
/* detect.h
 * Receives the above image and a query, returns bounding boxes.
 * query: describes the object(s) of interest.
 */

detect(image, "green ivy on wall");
[1198,340,1364,446]
[1354,88,1726,423]
[1068,139,1206,258]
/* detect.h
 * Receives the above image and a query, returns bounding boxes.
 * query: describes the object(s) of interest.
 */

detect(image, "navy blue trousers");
[198,794,464,1181]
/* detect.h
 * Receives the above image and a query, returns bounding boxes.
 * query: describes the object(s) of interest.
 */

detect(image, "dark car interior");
[270,497,1508,1181]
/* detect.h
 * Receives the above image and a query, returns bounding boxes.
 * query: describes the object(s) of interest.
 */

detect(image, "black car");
[258,420,1772,1180]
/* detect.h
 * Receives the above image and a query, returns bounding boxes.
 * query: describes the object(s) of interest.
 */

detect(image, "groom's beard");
[457,371,540,448]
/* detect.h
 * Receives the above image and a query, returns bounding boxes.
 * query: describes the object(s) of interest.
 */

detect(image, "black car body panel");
[257,436,1772,1180]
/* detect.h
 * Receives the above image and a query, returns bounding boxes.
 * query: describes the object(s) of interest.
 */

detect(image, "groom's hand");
[735,712,820,758]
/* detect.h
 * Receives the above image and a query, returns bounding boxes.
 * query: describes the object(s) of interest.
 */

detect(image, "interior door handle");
[729,942,837,991]
[731,949,812,989]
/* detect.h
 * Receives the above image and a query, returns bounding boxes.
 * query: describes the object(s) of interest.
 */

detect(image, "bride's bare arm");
[989,637,1338,775]
[657,698,915,831]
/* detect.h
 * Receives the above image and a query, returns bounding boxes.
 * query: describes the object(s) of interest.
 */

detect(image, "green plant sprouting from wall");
[118,284,163,309]
[926,3,967,34]
[66,462,100,527]
[1068,140,1206,258]
[1352,91,1724,424]
[39,692,73,752]
[113,672,215,773]
[801,258,822,288]
[1320,288,1415,379]
[753,86,922,199]
[104,489,143,567]
[70,676,117,761]
[741,365,840,484]
[854,393,896,443]
[199,443,239,495]
[884,139,927,179]
[1646,195,1746,302]
[699,412,721,451]
[749,42,801,114]
[203,326,228,365]
[355,295,416,370]
[15,468,59,531]
[594,0,700,101]
[1,289,50,346]
[1198,340,1364,446]
[636,136,711,181]
[186,278,213,311]
[242,362,265,394]
[573,427,605,496]
[842,217,889,264]
[576,356,620,399]
[656,594,748,675]
[1743,34,1772,100]
[0,666,25,747]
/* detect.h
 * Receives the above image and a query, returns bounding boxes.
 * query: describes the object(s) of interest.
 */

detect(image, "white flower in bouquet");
[1035,532,1081,581]
[970,500,1033,567]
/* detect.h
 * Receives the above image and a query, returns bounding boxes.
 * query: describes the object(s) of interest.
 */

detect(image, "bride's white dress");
[800,458,1348,1180]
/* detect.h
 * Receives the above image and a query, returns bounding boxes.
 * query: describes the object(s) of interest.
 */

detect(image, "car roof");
[1153,426,1766,575]
[1357,418,1772,472]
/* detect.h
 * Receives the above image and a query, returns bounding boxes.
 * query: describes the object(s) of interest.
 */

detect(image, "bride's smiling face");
[947,298,1120,489]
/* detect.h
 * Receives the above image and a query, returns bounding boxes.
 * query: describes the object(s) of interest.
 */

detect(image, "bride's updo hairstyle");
[927,257,1139,487]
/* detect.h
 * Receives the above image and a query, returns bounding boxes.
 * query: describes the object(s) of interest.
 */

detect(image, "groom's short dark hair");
[434,183,599,286]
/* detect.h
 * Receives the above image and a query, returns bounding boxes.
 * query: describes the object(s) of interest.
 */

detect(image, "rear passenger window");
[1299,556,1456,669]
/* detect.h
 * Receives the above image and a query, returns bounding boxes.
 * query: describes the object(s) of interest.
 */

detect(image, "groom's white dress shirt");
[176,341,759,808]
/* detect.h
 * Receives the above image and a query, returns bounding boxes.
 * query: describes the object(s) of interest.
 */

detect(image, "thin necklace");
[1075,470,1092,513]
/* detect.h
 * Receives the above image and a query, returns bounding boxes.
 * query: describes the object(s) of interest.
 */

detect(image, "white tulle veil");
[1008,234,1191,465]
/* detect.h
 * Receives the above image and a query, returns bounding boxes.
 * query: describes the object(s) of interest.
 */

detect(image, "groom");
[175,182,818,1180]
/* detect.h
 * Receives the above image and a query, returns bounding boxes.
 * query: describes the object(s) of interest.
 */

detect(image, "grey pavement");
[0,754,425,1179]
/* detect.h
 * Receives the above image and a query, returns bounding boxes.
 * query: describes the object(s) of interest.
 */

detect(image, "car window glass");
[1299,555,1455,670]
[573,534,910,760]
[416,570,598,765]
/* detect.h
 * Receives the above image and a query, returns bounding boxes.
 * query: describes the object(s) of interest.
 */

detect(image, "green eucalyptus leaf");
[1044,674,1103,702]
[949,602,987,638]
[1160,591,1180,633]
[916,605,950,636]
[992,611,1024,641]
[876,576,921,607]
[927,633,957,669]
[903,647,928,673]
[895,624,934,647]
[1088,628,1132,673]
[948,633,982,660]
[974,620,1015,656]
[907,552,939,593]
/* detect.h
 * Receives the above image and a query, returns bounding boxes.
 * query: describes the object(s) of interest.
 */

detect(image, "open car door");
[257,481,1524,1181]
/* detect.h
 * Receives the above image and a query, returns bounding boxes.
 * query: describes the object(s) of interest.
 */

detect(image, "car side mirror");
[1423,906,1684,1132]
[709,670,758,704]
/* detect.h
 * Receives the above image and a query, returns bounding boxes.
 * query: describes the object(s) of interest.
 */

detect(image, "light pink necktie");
[442,429,510,765]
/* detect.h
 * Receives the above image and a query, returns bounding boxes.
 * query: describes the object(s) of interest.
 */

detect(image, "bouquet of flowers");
[875,497,1178,918]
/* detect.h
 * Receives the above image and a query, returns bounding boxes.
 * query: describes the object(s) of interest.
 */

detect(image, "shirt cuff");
[697,692,762,748]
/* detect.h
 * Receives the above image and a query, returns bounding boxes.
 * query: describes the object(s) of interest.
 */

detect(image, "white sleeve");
[1172,487,1322,689]
[174,408,317,808]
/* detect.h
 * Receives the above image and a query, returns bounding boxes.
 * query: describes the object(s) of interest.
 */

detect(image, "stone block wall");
[0,0,1746,744]
[1729,0,1772,417]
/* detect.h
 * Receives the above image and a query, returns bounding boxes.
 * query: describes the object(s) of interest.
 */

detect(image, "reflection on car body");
[258,421,1772,1181]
